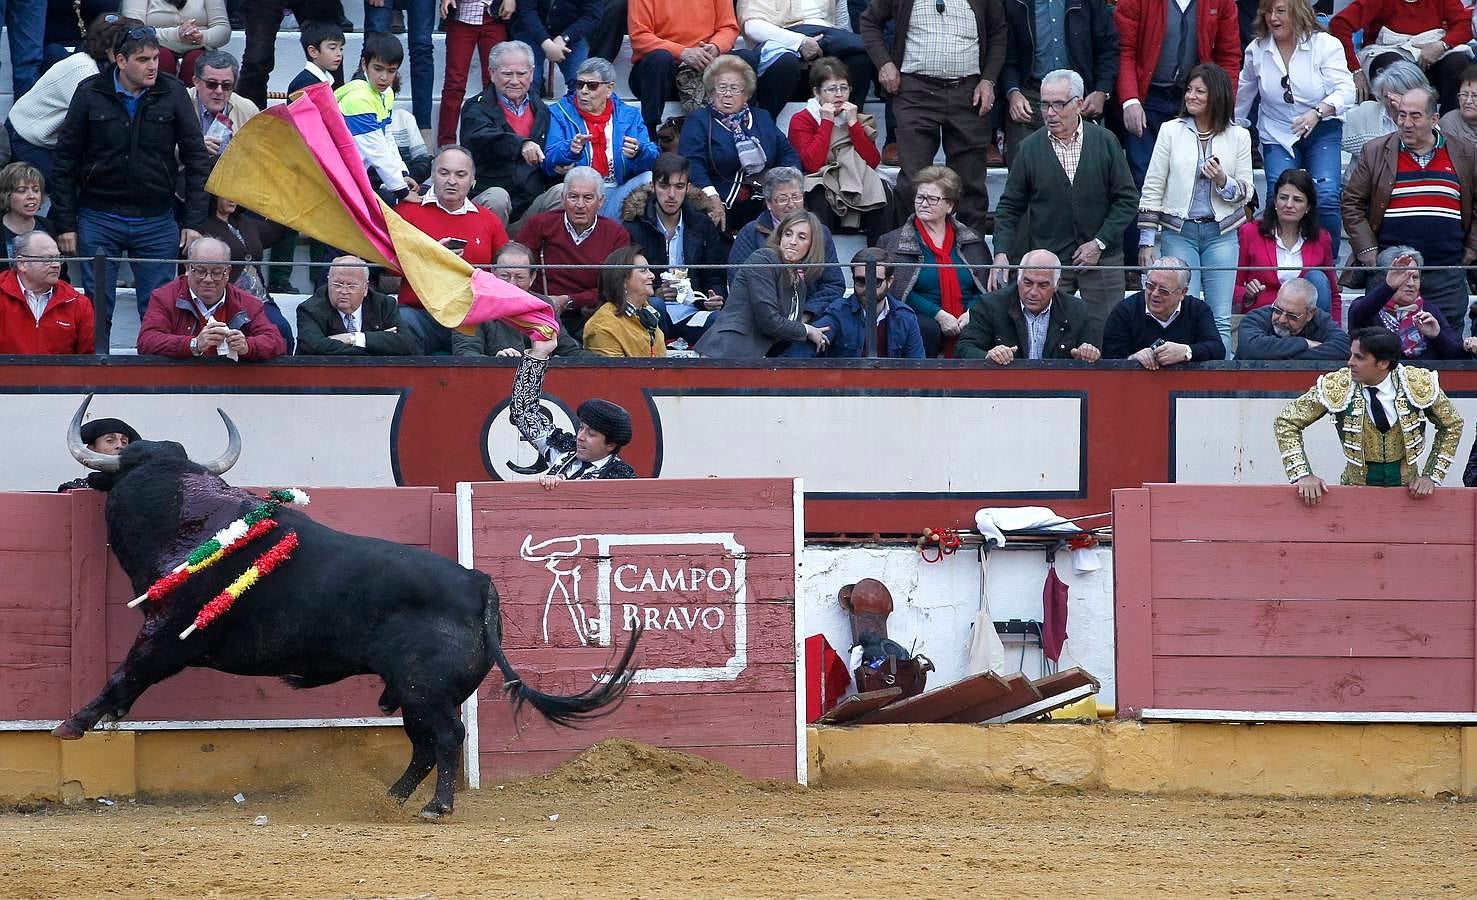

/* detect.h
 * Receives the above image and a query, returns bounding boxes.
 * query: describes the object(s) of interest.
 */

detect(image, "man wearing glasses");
[295,255,419,356]
[990,68,1138,346]
[1236,277,1350,361]
[136,236,286,360]
[0,231,94,354]
[51,22,212,344]
[1101,254,1224,366]
[185,49,259,158]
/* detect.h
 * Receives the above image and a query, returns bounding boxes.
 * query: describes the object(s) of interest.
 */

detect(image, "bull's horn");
[197,408,242,476]
[67,394,121,473]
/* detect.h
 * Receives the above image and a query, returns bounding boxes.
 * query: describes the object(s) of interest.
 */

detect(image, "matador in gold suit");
[1274,364,1463,488]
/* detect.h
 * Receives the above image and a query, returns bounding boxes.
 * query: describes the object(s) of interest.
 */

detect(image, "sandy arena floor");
[2,739,1475,898]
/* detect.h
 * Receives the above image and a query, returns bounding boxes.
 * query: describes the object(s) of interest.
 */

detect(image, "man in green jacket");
[987,67,1138,346]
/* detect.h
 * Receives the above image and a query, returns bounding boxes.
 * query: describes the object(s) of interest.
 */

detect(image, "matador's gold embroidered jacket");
[1273,365,1464,485]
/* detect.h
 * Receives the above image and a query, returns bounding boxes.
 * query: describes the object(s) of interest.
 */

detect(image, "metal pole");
[862,258,878,358]
[90,251,109,354]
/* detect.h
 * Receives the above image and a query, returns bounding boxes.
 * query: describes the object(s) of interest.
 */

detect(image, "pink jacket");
[1232,221,1339,317]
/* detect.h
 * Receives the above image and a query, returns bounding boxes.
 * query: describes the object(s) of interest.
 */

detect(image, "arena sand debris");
[3,739,1476,898]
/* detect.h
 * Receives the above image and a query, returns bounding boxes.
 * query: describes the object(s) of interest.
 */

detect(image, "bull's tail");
[480,578,641,726]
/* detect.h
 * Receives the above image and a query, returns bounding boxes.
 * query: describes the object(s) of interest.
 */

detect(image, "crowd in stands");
[5,0,1477,367]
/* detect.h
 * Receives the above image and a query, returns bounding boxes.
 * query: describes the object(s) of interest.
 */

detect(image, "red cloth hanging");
[1042,561,1069,663]
[804,633,852,722]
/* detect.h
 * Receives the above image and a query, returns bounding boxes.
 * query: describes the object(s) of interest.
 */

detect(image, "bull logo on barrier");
[518,531,748,683]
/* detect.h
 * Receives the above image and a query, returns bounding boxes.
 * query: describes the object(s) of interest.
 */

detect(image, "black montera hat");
[80,417,141,447]
[576,399,632,447]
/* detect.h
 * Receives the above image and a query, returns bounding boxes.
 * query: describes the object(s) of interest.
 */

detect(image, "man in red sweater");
[0,231,94,354]
[1330,0,1474,113]
[516,166,631,323]
[394,145,510,353]
[136,237,286,361]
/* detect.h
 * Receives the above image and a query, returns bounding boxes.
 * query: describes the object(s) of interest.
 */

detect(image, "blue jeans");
[1122,85,1183,263]
[76,208,179,325]
[1261,118,1343,259]
[0,0,46,97]
[364,0,435,129]
[5,120,51,181]
[529,37,588,96]
[1160,220,1238,357]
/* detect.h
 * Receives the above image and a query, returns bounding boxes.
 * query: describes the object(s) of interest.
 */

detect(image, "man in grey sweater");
[1236,279,1351,362]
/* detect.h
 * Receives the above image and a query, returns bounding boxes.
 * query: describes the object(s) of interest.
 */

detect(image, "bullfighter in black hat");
[57,416,142,491]
[509,337,637,484]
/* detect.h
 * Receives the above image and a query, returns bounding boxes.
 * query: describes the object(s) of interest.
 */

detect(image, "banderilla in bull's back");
[56,394,643,819]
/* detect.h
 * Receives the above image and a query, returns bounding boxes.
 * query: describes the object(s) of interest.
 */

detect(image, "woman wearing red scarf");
[877,166,992,358]
[543,57,660,219]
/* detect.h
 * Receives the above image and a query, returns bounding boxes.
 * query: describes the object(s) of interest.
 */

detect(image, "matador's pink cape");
[205,82,557,338]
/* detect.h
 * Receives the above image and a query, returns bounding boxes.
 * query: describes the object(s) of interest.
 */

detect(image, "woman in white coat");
[1234,0,1356,257]
[1137,62,1254,356]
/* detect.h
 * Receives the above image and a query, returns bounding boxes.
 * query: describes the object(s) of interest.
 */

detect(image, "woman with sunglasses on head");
[1138,63,1252,356]
[542,56,659,219]
[1235,0,1355,257]
[6,13,131,180]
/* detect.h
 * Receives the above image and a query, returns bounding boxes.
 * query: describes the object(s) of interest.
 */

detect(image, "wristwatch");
[189,337,202,356]
[1185,346,1193,362]
[1094,237,1107,251]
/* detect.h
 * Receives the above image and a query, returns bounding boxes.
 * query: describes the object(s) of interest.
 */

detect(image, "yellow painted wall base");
[810,722,1477,800]
[0,728,407,804]
[5,722,1476,803]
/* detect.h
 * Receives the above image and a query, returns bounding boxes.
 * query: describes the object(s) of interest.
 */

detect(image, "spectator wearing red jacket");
[393,146,509,353]
[1330,0,1473,114]
[1233,168,1338,317]
[136,236,286,360]
[1114,0,1240,255]
[0,231,94,354]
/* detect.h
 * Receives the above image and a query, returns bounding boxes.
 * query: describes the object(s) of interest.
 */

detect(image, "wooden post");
[69,490,109,714]
[1112,487,1153,717]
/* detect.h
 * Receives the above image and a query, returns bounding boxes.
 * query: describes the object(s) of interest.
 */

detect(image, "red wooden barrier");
[461,478,801,783]
[0,487,456,727]
[1114,484,1477,715]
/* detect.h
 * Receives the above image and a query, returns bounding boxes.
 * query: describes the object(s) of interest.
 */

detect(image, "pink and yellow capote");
[205,83,558,339]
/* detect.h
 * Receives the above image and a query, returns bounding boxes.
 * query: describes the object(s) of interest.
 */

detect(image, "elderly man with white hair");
[461,41,556,227]
[1101,255,1224,367]
[1236,277,1351,361]
[295,255,419,356]
[0,230,94,354]
[957,248,1099,364]
[989,67,1139,347]
[515,166,632,321]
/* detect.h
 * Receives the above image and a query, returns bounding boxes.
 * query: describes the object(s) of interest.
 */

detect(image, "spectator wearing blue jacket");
[727,167,845,321]
[678,55,801,233]
[542,57,659,219]
[813,248,925,358]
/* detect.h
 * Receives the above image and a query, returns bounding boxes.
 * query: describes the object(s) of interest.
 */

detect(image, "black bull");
[57,397,639,819]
